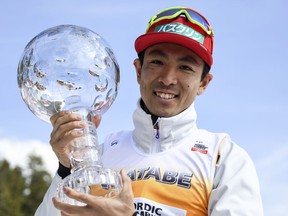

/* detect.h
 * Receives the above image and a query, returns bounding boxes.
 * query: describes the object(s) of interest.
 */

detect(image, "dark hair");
[201,63,210,80]
[138,51,210,81]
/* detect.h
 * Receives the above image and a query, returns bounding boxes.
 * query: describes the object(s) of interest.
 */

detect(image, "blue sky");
[0,0,287,215]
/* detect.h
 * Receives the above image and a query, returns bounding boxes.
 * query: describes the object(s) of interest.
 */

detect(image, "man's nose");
[158,66,177,86]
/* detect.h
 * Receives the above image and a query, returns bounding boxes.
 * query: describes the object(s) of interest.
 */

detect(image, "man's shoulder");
[196,129,247,157]
[105,130,133,141]
[102,130,133,148]
[196,128,229,143]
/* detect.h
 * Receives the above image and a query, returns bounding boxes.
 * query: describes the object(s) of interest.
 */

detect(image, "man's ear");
[133,58,142,84]
[197,73,213,95]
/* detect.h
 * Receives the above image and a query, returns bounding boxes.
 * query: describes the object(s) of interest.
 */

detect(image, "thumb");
[120,169,134,197]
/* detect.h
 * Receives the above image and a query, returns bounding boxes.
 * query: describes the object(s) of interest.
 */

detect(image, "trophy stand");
[17,25,122,205]
[57,108,122,205]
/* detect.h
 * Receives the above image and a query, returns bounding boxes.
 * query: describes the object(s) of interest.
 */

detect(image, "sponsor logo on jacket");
[127,167,193,189]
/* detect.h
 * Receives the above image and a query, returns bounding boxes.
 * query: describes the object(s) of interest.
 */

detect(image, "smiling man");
[134,43,212,118]
[35,6,263,216]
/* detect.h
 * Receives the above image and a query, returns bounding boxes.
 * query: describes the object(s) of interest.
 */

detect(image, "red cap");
[135,12,214,67]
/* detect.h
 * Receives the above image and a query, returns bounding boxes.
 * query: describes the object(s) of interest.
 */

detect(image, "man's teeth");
[156,92,175,99]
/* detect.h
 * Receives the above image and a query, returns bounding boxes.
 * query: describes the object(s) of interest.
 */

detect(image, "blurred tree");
[0,154,52,216]
[22,154,52,215]
[0,160,26,216]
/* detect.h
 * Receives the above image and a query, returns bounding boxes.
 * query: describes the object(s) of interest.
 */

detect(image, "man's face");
[134,43,212,117]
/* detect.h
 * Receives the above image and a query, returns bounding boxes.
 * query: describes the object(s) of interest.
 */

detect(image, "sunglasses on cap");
[146,6,214,36]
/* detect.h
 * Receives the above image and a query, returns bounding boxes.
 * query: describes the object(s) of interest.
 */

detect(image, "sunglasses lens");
[155,8,210,32]
[186,11,209,31]
[155,8,181,18]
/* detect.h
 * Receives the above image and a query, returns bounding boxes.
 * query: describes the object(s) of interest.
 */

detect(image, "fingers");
[49,111,85,167]
[53,187,101,214]
[63,187,96,206]
[52,197,70,212]
[52,196,82,216]
[50,111,69,125]
[60,170,134,204]
[53,174,135,215]
[92,115,102,128]
[50,112,84,142]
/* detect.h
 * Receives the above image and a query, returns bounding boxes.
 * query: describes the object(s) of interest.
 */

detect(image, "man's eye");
[150,60,162,65]
[180,65,194,71]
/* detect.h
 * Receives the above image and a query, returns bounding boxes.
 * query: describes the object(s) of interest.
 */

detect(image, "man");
[35,6,263,216]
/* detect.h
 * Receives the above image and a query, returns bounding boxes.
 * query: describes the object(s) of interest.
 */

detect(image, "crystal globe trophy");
[17,24,121,205]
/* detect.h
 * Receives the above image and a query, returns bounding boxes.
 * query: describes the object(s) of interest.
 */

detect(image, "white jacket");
[35,102,263,215]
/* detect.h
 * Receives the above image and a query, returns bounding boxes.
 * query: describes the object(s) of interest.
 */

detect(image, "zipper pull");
[153,120,160,139]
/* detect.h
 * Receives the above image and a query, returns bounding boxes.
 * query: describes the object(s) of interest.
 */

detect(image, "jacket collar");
[132,99,198,154]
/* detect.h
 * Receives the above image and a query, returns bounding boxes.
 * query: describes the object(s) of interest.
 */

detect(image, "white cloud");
[0,138,58,176]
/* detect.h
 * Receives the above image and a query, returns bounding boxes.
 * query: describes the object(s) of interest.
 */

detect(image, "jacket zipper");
[153,119,160,152]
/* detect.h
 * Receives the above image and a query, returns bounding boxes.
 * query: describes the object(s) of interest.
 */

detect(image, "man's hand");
[49,111,101,168]
[52,169,135,216]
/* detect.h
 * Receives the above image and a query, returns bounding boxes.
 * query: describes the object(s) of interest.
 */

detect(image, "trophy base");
[57,165,122,205]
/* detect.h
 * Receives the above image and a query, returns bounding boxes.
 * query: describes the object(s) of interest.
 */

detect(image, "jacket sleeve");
[208,138,263,216]
[34,173,62,216]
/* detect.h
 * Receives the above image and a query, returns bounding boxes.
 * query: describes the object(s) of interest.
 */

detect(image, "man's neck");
[140,99,159,125]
